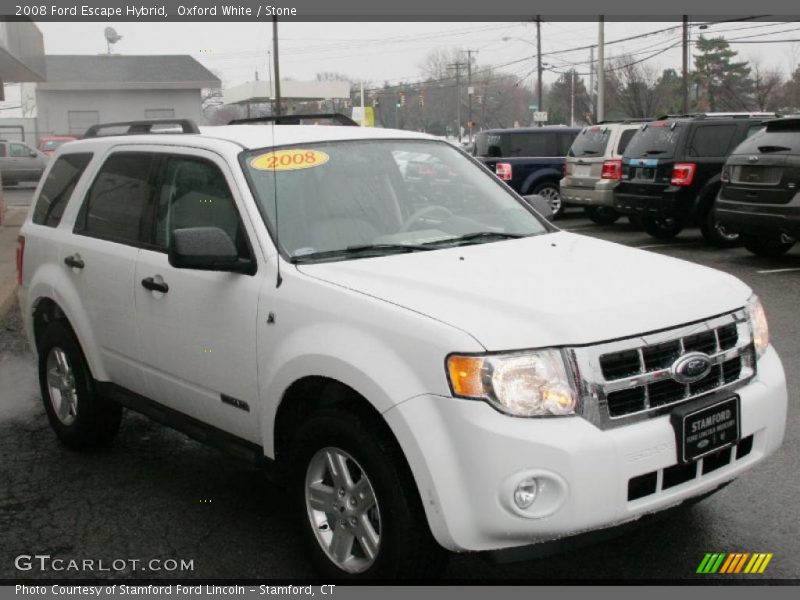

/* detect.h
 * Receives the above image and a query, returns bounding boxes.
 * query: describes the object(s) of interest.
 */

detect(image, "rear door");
[566,126,611,188]
[133,148,263,443]
[621,122,685,193]
[66,149,158,397]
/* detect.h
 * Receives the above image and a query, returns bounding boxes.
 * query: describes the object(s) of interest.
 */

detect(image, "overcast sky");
[2,19,799,114]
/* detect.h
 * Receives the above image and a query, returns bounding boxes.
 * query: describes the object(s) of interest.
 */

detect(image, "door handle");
[64,255,84,269]
[141,277,169,294]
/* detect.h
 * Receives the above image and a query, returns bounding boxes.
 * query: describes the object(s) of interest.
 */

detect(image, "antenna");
[104,27,123,55]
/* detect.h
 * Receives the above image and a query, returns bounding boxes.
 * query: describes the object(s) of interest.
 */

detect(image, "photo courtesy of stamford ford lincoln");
[0,0,797,594]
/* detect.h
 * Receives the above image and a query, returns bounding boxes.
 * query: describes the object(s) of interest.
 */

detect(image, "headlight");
[446,349,577,417]
[746,294,769,359]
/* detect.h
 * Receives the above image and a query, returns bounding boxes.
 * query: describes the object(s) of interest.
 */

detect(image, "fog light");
[513,477,539,509]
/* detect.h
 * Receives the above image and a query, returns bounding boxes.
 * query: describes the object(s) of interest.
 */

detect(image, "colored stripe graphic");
[698,552,772,574]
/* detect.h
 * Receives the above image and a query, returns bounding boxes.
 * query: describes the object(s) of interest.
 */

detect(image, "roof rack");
[655,112,778,120]
[596,118,654,124]
[83,119,200,138]
[228,113,359,127]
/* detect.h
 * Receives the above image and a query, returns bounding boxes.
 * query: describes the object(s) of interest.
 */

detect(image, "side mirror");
[523,194,555,222]
[29,151,38,158]
[168,227,252,273]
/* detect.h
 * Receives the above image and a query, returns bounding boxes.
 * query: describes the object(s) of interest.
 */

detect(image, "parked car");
[38,135,78,157]
[613,113,774,245]
[474,126,581,217]
[0,139,49,187]
[560,120,650,224]
[715,116,800,256]
[17,117,786,579]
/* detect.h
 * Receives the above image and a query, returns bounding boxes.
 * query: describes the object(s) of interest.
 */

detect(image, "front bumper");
[716,196,800,239]
[560,177,616,207]
[385,346,787,554]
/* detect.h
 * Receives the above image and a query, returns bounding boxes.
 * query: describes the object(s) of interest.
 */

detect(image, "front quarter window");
[241,139,550,262]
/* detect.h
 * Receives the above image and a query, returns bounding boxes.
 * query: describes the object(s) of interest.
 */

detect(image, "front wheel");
[289,408,448,579]
[641,215,685,239]
[585,206,621,225]
[38,321,122,449]
[743,234,796,257]
[531,182,563,218]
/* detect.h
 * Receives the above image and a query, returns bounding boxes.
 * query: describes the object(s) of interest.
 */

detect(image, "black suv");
[715,117,800,256]
[613,113,774,245]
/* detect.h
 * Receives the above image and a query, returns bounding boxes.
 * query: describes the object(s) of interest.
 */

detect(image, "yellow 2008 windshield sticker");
[250,149,330,171]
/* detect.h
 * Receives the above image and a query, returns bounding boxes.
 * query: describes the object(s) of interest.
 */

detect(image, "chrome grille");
[571,310,755,429]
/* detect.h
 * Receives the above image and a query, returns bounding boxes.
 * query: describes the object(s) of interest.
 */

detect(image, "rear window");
[476,132,558,158]
[32,153,93,227]
[616,129,637,155]
[733,122,800,156]
[623,122,683,159]
[568,127,610,157]
[687,125,738,157]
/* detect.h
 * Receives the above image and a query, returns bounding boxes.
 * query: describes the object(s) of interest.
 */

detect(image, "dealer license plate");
[675,397,740,463]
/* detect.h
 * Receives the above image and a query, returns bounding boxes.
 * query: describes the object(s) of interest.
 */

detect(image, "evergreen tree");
[693,36,752,111]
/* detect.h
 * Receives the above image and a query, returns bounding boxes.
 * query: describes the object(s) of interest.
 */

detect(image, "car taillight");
[495,162,512,181]
[601,159,623,181]
[671,162,696,186]
[563,161,570,176]
[721,165,731,183]
[16,236,25,286]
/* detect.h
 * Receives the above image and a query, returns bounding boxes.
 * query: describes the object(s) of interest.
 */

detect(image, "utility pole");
[536,16,543,124]
[465,49,478,141]
[272,17,282,117]
[682,15,689,114]
[570,69,575,127]
[448,62,463,142]
[589,46,595,118]
[597,16,605,123]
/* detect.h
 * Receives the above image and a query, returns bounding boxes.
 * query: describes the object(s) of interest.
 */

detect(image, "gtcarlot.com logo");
[15,554,195,573]
[697,552,773,574]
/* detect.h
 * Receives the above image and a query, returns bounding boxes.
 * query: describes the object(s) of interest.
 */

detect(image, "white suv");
[17,118,787,578]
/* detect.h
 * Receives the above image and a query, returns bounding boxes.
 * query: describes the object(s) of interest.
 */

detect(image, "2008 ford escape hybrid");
[16,118,787,579]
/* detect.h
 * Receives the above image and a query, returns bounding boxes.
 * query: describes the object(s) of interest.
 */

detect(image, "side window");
[32,153,93,227]
[509,133,554,157]
[78,152,157,245]
[687,125,738,157]
[745,124,766,139]
[558,133,576,155]
[154,156,251,259]
[616,129,637,155]
[10,143,32,157]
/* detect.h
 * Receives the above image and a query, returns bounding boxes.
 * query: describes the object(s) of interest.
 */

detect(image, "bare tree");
[607,56,662,118]
[749,59,784,111]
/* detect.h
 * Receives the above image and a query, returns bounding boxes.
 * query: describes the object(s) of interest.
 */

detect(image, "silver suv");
[560,120,648,224]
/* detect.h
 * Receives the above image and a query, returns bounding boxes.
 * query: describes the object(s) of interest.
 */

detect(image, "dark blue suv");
[474,126,580,217]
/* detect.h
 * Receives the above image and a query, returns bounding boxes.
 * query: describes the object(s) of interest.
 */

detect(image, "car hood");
[296,231,751,351]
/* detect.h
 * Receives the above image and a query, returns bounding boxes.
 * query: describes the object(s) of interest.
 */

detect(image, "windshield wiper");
[291,243,433,263]
[641,150,667,156]
[757,145,791,153]
[425,231,529,247]
[580,150,600,155]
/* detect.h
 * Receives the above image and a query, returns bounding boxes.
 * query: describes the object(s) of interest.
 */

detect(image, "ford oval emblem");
[672,352,713,384]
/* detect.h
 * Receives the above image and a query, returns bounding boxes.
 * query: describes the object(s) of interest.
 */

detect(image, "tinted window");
[687,125,738,157]
[745,124,766,140]
[569,127,610,157]
[154,156,250,258]
[476,132,557,157]
[32,153,93,227]
[616,129,637,155]
[79,153,157,244]
[733,125,800,156]
[10,143,32,157]
[623,123,683,159]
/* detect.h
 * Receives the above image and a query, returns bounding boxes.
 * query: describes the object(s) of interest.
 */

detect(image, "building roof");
[38,55,220,91]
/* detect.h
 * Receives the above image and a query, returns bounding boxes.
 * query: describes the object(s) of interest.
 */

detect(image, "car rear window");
[476,132,558,157]
[732,121,800,155]
[623,122,683,159]
[568,127,610,157]
[32,153,93,227]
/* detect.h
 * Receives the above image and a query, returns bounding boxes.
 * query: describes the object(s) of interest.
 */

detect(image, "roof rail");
[83,119,200,138]
[596,118,654,124]
[228,113,359,127]
[655,112,778,120]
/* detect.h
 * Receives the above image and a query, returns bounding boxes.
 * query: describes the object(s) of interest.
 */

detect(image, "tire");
[531,182,563,218]
[585,206,621,225]
[641,215,685,239]
[700,204,741,247]
[743,234,796,257]
[38,321,123,450]
[288,407,448,579]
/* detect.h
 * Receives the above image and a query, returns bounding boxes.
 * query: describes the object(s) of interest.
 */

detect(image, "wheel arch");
[693,175,723,221]
[521,170,562,195]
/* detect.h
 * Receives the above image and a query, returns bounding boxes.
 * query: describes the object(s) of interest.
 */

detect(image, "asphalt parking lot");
[0,199,797,581]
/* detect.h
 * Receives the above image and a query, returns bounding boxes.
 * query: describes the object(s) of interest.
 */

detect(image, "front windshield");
[241,139,549,262]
